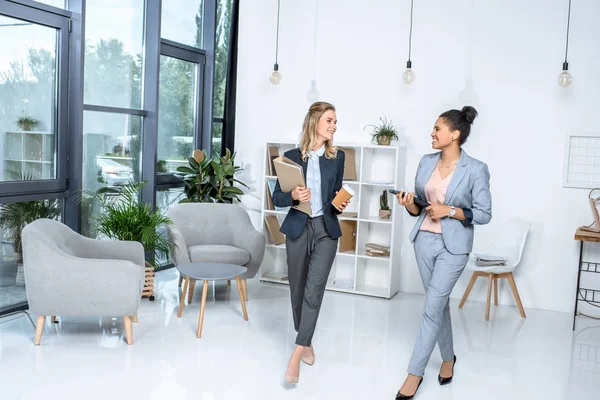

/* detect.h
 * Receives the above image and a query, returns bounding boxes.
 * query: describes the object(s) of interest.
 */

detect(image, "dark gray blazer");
[408,150,492,255]
[272,148,345,240]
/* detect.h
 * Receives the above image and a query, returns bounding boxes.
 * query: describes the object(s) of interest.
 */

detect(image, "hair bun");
[461,106,478,124]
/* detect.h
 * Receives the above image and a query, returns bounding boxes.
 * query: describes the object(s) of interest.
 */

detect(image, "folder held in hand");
[272,156,312,215]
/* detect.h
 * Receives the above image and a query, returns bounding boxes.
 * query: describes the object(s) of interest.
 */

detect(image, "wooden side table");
[573,228,600,330]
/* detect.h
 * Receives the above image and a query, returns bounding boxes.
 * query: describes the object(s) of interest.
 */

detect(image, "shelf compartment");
[355,257,390,297]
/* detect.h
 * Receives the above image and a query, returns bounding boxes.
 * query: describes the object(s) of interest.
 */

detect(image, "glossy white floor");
[0,267,598,400]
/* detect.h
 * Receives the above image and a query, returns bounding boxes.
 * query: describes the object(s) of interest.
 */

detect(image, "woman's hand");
[396,190,414,207]
[292,186,311,202]
[334,191,350,211]
[425,204,450,220]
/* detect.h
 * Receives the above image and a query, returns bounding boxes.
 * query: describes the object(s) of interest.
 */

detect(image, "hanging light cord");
[408,0,414,61]
[564,0,571,63]
[275,0,281,65]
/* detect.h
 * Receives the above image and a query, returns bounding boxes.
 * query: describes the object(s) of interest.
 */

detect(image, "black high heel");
[395,377,423,399]
[438,355,457,385]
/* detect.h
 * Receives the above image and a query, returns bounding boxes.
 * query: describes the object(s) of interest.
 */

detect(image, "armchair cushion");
[188,245,250,266]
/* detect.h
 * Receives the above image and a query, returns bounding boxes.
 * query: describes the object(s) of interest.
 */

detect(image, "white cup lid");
[342,183,355,196]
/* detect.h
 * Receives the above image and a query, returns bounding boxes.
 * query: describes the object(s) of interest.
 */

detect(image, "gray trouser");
[407,231,469,376]
[285,216,338,346]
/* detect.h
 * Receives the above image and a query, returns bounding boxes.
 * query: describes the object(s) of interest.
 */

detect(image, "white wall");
[234,0,600,313]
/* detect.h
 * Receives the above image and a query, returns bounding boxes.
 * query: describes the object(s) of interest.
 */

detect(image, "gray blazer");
[408,150,492,255]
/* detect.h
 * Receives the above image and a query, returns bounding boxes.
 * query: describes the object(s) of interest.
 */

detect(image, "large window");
[0,0,229,315]
[0,2,70,313]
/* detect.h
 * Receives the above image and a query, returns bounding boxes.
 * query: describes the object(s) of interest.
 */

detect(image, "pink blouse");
[420,166,453,234]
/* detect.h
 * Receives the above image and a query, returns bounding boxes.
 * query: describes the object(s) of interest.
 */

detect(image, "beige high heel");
[302,345,315,366]
[285,355,300,383]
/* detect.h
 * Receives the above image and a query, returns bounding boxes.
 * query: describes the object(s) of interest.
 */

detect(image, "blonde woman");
[272,102,350,383]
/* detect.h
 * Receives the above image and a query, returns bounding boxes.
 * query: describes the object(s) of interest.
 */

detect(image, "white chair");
[458,219,530,320]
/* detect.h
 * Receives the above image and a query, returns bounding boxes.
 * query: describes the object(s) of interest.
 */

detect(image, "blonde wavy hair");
[299,101,338,161]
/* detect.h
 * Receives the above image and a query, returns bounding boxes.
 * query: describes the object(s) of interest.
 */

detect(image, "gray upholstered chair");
[21,218,146,345]
[166,203,265,301]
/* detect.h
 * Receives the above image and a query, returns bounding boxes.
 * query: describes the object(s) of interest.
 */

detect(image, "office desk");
[573,229,600,330]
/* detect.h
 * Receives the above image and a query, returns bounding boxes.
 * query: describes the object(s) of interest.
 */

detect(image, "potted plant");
[84,180,174,301]
[157,159,168,173]
[0,198,61,285]
[365,117,399,145]
[17,115,39,131]
[175,148,248,203]
[379,189,391,219]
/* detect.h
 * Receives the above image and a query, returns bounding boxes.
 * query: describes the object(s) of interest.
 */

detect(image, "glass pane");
[84,0,144,109]
[155,187,185,266]
[161,0,204,48]
[0,15,58,182]
[81,111,141,238]
[212,122,222,156]
[34,0,67,8]
[0,199,63,312]
[213,0,233,119]
[157,55,197,174]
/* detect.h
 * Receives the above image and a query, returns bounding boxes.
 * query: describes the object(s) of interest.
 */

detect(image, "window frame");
[0,1,70,196]
[155,40,206,187]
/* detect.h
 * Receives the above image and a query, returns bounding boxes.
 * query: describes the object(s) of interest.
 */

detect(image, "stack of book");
[475,254,507,267]
[365,242,390,257]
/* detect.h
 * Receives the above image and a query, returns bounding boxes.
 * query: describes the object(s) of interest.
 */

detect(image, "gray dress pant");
[285,216,338,346]
[407,231,469,376]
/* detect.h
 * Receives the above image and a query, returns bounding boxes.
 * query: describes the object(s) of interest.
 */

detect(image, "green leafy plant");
[17,115,39,131]
[380,190,390,211]
[83,180,173,269]
[175,148,248,203]
[365,117,399,145]
[157,159,168,173]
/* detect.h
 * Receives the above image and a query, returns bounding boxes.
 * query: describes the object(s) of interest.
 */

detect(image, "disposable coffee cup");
[332,183,355,211]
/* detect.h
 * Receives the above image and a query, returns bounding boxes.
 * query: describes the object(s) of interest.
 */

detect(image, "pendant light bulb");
[403,61,416,85]
[269,63,281,85]
[558,62,572,87]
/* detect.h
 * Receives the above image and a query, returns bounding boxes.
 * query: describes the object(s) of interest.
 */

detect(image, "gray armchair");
[166,203,265,301]
[21,218,146,345]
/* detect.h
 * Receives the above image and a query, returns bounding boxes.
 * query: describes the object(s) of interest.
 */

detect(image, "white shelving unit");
[3,131,55,179]
[259,141,407,299]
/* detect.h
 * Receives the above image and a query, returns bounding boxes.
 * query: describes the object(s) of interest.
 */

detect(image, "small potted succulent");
[365,117,399,146]
[379,189,391,219]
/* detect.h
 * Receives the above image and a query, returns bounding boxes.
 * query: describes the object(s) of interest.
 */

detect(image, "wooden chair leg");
[236,276,249,321]
[507,272,526,318]
[178,274,183,287]
[34,316,46,346]
[124,316,133,345]
[188,279,197,303]
[241,279,248,301]
[197,280,209,338]
[178,277,190,318]
[227,280,231,286]
[458,272,480,309]
[51,316,57,323]
[485,273,493,321]
[133,313,138,323]
[494,275,499,306]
